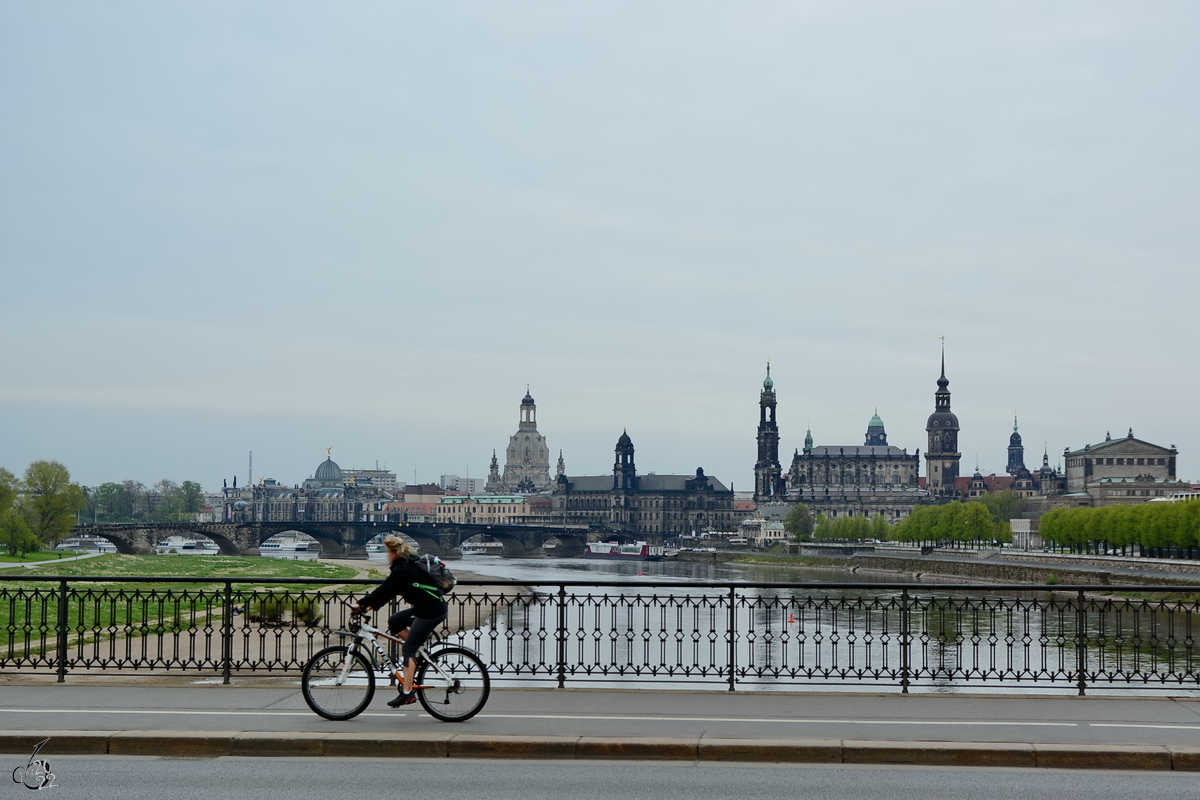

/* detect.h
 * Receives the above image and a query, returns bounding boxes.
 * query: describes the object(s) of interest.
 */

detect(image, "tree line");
[1,461,87,557]
[2,462,210,558]
[1040,502,1200,554]
[783,492,1024,546]
[83,480,206,524]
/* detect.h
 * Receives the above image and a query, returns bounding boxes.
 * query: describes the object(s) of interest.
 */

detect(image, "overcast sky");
[1,2,1197,492]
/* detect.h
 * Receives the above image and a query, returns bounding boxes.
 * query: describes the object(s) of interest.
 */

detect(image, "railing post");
[1075,589,1087,697]
[221,581,233,685]
[555,584,567,689]
[56,579,69,683]
[727,585,737,692]
[900,587,911,694]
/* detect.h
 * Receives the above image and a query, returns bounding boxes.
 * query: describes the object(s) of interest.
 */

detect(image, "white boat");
[461,540,505,556]
[260,533,321,560]
[584,541,664,561]
[155,535,220,556]
[56,535,118,554]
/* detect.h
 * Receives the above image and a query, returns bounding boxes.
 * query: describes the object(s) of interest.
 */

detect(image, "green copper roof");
[763,363,773,390]
[868,412,884,428]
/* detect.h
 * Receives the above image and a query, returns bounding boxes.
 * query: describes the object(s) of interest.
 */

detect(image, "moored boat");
[584,541,664,561]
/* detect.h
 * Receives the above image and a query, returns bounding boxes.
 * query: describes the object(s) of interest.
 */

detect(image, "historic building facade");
[786,413,925,521]
[924,351,962,496]
[485,390,553,494]
[754,365,784,502]
[225,453,393,524]
[1055,430,1186,506]
[553,431,736,534]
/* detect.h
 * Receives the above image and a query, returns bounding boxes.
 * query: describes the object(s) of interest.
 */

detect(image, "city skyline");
[3,353,1190,493]
[2,3,1197,491]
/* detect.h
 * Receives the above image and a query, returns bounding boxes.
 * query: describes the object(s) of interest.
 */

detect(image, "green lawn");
[0,555,363,660]
[2,553,358,582]
[0,549,79,564]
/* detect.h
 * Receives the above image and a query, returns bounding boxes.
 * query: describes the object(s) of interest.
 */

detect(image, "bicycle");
[301,606,490,723]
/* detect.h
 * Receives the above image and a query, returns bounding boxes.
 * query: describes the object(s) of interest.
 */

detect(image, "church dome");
[314,456,343,484]
[762,363,774,390]
[617,430,633,447]
[868,412,884,429]
[926,410,959,430]
[521,391,535,407]
[1010,430,1022,446]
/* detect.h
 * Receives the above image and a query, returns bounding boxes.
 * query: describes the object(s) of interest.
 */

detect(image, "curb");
[2,732,1198,771]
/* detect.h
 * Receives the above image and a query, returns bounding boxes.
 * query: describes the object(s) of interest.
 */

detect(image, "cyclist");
[350,536,449,708]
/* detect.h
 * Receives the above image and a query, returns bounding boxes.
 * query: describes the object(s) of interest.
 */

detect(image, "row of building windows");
[1095,457,1166,466]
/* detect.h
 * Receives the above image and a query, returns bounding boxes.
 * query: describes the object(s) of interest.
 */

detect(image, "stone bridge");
[72,521,658,558]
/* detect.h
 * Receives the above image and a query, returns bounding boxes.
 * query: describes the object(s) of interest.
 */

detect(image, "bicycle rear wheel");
[302,645,375,721]
[415,647,490,722]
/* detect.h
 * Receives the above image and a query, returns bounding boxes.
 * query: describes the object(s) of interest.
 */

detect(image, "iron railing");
[1,576,1198,694]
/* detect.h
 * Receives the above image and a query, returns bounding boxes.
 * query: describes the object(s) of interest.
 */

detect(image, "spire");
[937,338,948,390]
[1014,414,1018,432]
[762,361,774,391]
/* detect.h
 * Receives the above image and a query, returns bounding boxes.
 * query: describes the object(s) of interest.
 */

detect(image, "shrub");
[1044,575,1059,586]
[292,597,324,627]
[247,597,288,624]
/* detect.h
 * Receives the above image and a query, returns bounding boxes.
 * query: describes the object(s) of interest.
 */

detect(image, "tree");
[0,467,18,513]
[21,461,86,546]
[976,491,1029,527]
[870,514,891,540]
[959,502,995,543]
[0,510,40,558]
[180,481,205,514]
[784,503,814,540]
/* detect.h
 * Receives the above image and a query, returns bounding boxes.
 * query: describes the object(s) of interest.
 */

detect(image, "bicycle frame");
[333,618,456,690]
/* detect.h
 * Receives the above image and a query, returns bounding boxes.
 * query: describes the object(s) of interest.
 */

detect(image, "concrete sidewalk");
[2,683,1200,770]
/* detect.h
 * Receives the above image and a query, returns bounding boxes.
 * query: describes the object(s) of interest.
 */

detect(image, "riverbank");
[679,550,1200,587]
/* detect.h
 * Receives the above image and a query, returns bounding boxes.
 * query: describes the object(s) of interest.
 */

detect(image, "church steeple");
[803,425,814,455]
[754,362,783,502]
[1007,414,1025,476]
[925,341,961,496]
[555,450,565,480]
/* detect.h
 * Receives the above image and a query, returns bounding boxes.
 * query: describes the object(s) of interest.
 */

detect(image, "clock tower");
[925,347,961,496]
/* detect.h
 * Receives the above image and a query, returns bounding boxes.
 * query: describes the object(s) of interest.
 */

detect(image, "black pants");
[387,608,448,667]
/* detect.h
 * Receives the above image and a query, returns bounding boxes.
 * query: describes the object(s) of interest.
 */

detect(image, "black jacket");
[359,557,448,619]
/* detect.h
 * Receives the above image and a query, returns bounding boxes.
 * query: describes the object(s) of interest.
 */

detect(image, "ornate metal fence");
[1,576,1197,693]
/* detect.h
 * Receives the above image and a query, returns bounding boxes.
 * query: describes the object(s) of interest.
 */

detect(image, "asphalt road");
[7,757,1194,800]
[3,685,1200,747]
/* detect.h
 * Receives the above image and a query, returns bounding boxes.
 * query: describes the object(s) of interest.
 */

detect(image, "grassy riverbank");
[0,553,358,583]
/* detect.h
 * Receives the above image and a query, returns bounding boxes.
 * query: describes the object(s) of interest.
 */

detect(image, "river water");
[446,555,1200,696]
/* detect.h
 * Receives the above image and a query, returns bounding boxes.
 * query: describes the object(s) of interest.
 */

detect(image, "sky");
[1,2,1197,492]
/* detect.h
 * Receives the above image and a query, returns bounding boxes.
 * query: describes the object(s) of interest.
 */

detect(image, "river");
[445,555,1200,696]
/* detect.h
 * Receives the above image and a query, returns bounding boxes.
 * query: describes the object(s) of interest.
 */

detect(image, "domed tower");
[754,363,783,502]
[496,387,552,493]
[925,346,961,496]
[613,430,637,491]
[1006,415,1026,476]
[865,410,888,447]
[314,450,344,486]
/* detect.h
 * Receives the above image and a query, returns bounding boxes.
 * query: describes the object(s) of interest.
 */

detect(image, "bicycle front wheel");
[416,647,490,722]
[302,645,375,721]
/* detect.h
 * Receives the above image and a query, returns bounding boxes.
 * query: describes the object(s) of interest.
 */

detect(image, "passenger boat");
[259,533,321,560]
[461,540,505,556]
[584,541,664,561]
[155,535,220,556]
[56,535,118,554]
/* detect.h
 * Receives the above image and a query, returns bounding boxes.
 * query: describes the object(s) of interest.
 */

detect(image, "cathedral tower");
[613,430,637,491]
[754,364,783,502]
[1006,415,1026,476]
[925,347,961,496]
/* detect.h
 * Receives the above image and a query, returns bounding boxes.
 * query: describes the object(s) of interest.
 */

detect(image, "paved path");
[9,757,1197,800]
[3,684,1200,747]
